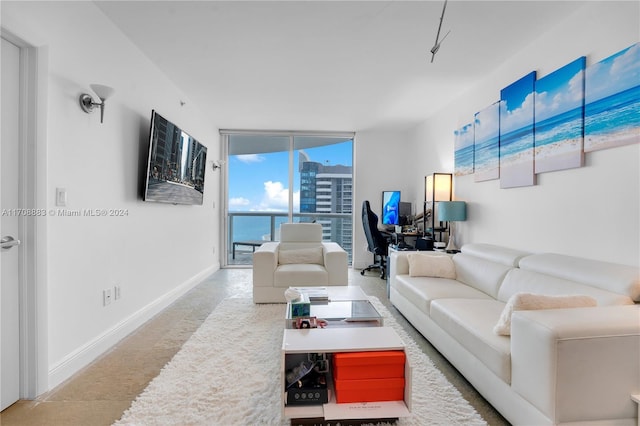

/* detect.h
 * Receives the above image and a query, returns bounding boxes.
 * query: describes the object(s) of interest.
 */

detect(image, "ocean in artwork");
[585,43,639,152]
[500,71,536,188]
[474,102,500,182]
[454,123,474,176]
[474,134,500,181]
[584,85,640,151]
[534,106,584,173]
[455,143,474,177]
[534,56,585,173]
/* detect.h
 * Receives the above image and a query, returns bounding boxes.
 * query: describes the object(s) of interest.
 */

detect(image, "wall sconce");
[424,172,452,241]
[211,160,224,171]
[438,201,467,253]
[79,84,115,124]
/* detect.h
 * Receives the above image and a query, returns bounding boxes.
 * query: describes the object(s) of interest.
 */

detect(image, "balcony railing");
[226,212,353,266]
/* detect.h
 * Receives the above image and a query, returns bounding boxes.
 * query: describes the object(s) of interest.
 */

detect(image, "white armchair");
[252,223,348,303]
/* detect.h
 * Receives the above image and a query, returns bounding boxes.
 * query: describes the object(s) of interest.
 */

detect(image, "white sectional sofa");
[389,243,640,425]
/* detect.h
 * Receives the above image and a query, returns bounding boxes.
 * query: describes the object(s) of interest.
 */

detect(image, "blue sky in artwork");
[500,71,536,133]
[586,42,640,103]
[454,123,474,149]
[474,102,500,141]
[535,57,585,122]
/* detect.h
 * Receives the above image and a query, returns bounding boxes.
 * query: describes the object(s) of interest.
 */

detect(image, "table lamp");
[438,201,467,253]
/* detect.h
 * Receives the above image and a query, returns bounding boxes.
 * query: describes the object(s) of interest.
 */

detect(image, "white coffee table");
[281,286,412,422]
[285,286,383,329]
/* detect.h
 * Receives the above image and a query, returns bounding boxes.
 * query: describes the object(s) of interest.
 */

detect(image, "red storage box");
[333,377,405,403]
[333,351,405,380]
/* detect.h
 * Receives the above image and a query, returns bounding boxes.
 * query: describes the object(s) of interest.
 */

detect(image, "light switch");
[56,188,67,206]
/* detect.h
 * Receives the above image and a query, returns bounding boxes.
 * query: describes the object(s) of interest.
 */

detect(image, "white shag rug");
[114,297,487,426]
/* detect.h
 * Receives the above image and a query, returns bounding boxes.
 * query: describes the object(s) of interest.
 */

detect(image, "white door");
[1,36,23,411]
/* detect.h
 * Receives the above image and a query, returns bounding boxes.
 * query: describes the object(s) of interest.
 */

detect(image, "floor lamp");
[424,173,452,241]
[438,201,467,253]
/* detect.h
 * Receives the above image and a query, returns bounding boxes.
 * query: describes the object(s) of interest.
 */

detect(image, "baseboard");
[47,264,218,390]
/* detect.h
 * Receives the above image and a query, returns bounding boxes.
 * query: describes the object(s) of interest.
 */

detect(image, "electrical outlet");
[114,285,121,300]
[103,289,112,306]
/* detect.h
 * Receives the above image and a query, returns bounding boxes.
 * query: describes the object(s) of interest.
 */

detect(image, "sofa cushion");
[498,269,635,306]
[393,275,492,316]
[461,243,530,267]
[518,253,640,302]
[430,298,512,383]
[407,253,456,278]
[274,264,328,287]
[453,253,514,299]
[493,293,598,336]
[278,247,324,265]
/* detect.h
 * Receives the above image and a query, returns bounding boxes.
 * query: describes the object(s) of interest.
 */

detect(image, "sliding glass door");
[221,131,354,266]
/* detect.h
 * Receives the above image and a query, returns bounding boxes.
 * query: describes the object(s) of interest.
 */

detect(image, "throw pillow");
[278,247,324,265]
[407,253,456,279]
[493,293,598,336]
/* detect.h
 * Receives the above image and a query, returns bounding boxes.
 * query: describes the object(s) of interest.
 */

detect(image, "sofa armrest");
[322,242,348,285]
[510,305,640,423]
[252,242,279,287]
[389,251,410,290]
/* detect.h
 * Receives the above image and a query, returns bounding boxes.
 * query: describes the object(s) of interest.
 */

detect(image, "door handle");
[0,236,21,250]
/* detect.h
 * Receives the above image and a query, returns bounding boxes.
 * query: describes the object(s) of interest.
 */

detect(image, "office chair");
[361,200,390,279]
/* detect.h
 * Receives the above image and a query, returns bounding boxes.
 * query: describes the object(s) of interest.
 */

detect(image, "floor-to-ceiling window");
[221,131,354,267]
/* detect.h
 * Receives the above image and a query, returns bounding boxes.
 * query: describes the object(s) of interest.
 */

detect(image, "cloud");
[535,69,585,121]
[587,43,639,102]
[474,103,500,141]
[256,181,300,211]
[229,197,250,207]
[502,92,535,133]
[236,154,265,163]
[454,123,474,149]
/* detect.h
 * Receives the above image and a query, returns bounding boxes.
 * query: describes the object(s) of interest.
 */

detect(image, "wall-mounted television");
[143,110,207,205]
[381,190,401,226]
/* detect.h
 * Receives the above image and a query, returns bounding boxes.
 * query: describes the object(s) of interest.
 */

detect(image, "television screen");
[143,110,207,205]
[381,190,401,226]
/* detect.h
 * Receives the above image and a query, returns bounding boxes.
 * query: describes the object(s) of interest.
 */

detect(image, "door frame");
[1,29,49,400]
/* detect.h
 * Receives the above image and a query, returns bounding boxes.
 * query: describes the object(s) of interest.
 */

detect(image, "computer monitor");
[399,202,412,226]
[399,202,411,217]
[381,190,401,226]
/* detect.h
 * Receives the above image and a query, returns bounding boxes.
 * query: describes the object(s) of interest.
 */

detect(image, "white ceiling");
[96,1,587,132]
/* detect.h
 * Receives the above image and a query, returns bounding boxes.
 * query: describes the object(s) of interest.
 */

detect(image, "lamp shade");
[438,201,467,222]
[425,173,452,202]
[90,84,115,100]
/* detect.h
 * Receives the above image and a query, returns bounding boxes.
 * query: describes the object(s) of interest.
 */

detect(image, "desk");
[391,232,419,249]
[232,240,266,259]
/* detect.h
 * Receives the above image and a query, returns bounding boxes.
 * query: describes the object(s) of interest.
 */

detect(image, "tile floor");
[1,268,509,426]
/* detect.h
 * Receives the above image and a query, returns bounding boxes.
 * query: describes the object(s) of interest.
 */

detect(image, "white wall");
[2,2,221,389]
[353,129,415,270]
[407,1,639,267]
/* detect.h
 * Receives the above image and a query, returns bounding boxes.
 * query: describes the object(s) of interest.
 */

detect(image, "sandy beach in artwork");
[455,165,474,176]
[535,137,583,173]
[585,127,639,152]
[500,150,535,188]
[474,166,499,182]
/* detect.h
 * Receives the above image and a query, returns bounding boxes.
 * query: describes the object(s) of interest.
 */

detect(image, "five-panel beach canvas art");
[454,42,639,188]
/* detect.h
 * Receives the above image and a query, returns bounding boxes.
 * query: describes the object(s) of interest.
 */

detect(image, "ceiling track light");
[430,0,451,63]
[79,84,115,124]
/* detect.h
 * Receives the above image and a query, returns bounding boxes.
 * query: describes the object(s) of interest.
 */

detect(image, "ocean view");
[585,85,640,151]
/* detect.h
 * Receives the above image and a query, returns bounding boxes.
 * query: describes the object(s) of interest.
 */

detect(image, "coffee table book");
[281,327,412,421]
